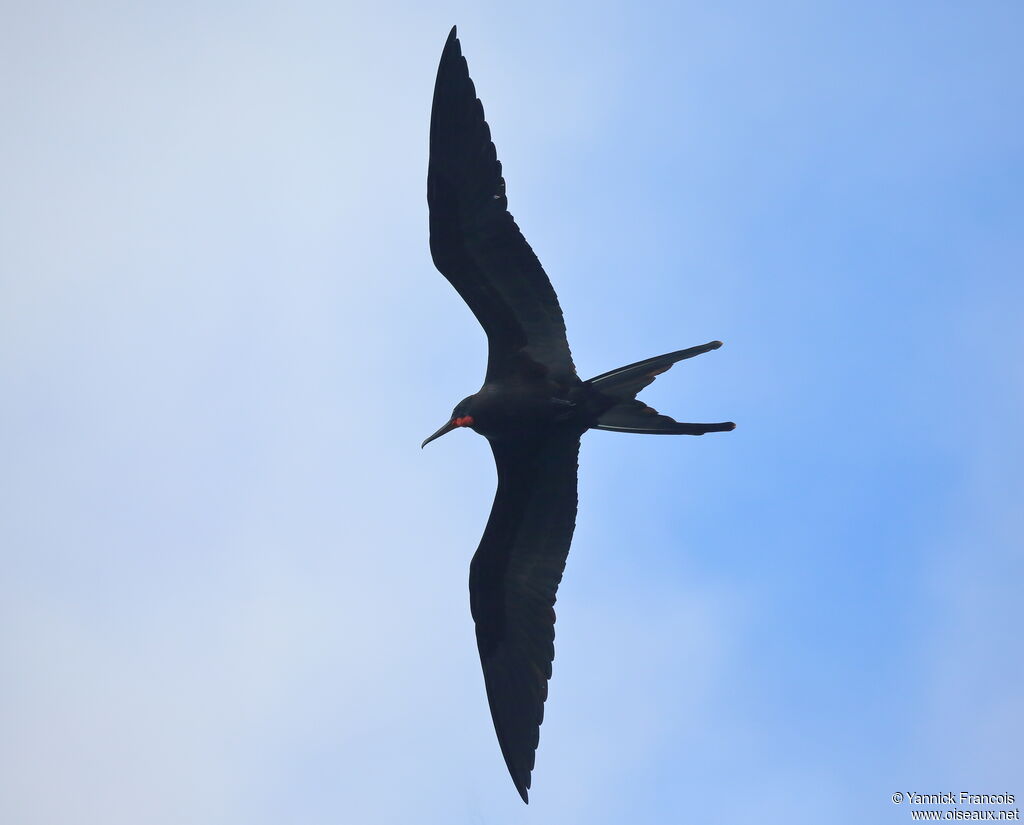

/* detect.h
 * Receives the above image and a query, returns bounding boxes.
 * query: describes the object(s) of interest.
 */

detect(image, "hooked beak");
[421,418,458,449]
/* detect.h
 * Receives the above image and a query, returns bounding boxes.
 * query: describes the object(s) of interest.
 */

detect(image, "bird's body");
[423,26,733,803]
[460,378,580,439]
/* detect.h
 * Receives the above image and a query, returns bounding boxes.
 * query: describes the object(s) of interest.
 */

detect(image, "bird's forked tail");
[585,341,735,435]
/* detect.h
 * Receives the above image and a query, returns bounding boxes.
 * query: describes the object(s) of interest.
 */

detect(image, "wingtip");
[709,339,723,349]
[505,750,532,803]
[440,25,461,62]
[725,421,736,431]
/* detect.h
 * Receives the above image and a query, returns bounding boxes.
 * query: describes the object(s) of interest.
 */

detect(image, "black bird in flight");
[423,26,734,803]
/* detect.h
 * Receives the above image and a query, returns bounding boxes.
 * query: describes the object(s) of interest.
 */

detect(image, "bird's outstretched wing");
[428,26,576,383]
[469,429,581,803]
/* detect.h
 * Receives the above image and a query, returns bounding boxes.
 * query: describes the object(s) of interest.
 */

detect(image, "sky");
[1,1,1021,823]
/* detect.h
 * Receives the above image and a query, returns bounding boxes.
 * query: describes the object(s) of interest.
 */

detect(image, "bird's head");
[421,396,478,448]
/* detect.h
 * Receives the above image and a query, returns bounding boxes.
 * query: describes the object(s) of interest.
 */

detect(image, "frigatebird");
[423,26,734,803]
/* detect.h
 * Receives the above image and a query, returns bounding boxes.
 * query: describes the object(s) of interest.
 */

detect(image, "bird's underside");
[426,26,734,803]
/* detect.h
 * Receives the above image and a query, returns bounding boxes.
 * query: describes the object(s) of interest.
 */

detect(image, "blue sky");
[2,2,1021,823]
